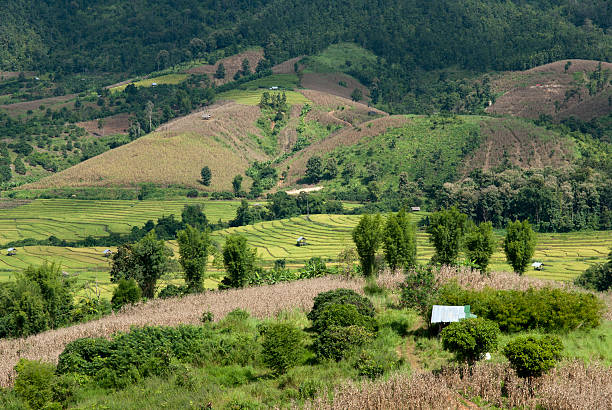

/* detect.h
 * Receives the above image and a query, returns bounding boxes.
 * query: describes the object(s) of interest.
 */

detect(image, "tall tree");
[110,232,173,298]
[463,221,496,272]
[200,166,212,186]
[215,63,226,79]
[383,209,417,271]
[427,207,467,266]
[222,234,257,288]
[232,174,243,196]
[177,225,210,292]
[305,155,323,183]
[181,204,208,231]
[352,214,382,277]
[504,220,536,275]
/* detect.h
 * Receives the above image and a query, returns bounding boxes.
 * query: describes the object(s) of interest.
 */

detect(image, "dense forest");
[1,0,611,111]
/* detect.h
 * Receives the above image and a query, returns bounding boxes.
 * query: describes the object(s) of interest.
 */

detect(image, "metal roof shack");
[431,305,477,324]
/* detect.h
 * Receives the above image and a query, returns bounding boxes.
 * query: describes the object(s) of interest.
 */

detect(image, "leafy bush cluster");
[503,335,563,378]
[259,322,305,374]
[435,285,603,333]
[440,318,500,364]
[574,249,612,291]
[400,265,438,317]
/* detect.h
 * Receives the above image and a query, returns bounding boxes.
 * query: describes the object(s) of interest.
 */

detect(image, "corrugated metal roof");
[431,305,476,323]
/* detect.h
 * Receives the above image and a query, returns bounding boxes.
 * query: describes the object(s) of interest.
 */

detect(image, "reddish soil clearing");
[487,59,612,121]
[301,72,370,101]
[185,50,264,85]
[272,56,305,74]
[281,114,407,187]
[462,117,573,175]
[0,94,76,117]
[77,113,131,136]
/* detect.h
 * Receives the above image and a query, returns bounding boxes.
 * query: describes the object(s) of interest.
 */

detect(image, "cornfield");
[304,360,612,410]
[0,276,364,387]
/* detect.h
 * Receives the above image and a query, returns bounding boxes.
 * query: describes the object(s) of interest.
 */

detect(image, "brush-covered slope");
[487,60,612,121]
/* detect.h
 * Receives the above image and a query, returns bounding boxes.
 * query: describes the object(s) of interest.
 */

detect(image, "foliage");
[400,265,438,318]
[574,249,612,291]
[14,359,59,409]
[352,214,383,277]
[181,204,208,232]
[463,221,496,272]
[383,209,417,271]
[302,257,328,277]
[441,318,500,364]
[503,335,563,378]
[314,325,374,361]
[200,166,212,186]
[427,207,467,266]
[0,262,73,338]
[177,225,210,292]
[307,289,375,323]
[312,303,377,335]
[158,284,188,299]
[111,278,141,310]
[259,322,305,374]
[221,234,257,288]
[110,232,173,298]
[305,155,323,183]
[504,220,537,274]
[435,285,604,333]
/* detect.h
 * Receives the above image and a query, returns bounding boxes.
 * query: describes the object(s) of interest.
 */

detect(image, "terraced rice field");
[109,74,189,93]
[0,199,243,243]
[213,214,612,281]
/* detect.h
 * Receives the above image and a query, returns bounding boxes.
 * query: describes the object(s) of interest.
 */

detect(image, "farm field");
[0,199,243,243]
[109,74,190,93]
[217,89,311,106]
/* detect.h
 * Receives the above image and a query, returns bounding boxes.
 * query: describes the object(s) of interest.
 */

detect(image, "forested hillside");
[1,0,611,112]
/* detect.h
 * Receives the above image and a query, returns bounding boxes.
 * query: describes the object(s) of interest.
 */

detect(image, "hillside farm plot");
[0,199,244,243]
[217,89,311,106]
[110,74,189,93]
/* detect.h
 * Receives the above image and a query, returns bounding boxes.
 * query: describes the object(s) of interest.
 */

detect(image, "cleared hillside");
[487,59,612,121]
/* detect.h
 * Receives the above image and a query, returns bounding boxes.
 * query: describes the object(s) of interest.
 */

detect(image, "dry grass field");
[0,93,76,117]
[300,72,370,101]
[76,112,131,136]
[487,59,612,121]
[23,102,269,191]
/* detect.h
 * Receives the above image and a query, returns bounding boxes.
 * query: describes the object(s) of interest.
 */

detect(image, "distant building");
[411,206,421,212]
[269,86,279,90]
[103,249,113,257]
[202,113,212,120]
[296,236,307,246]
[6,248,16,256]
[431,305,477,324]
[531,262,543,271]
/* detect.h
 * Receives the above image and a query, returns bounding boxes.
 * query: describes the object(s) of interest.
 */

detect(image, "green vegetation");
[427,207,468,266]
[574,249,612,291]
[221,234,257,288]
[111,278,142,310]
[109,74,190,93]
[504,220,537,274]
[441,318,500,364]
[463,221,496,272]
[177,225,210,292]
[503,335,564,378]
[352,214,382,277]
[217,89,310,106]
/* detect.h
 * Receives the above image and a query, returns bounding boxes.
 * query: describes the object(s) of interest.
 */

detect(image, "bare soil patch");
[272,56,305,74]
[461,117,573,175]
[77,113,131,136]
[186,50,264,85]
[487,59,612,121]
[301,72,370,101]
[0,94,76,117]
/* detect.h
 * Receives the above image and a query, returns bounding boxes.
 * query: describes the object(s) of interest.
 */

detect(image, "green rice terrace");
[0,199,609,296]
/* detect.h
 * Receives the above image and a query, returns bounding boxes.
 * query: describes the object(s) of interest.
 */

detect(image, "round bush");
[56,337,111,375]
[158,284,187,299]
[111,278,141,310]
[314,325,374,361]
[307,288,375,323]
[503,335,563,378]
[312,303,377,334]
[441,318,500,363]
[259,322,305,374]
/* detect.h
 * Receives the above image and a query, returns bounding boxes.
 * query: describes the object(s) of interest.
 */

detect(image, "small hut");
[103,249,113,257]
[6,248,16,256]
[531,262,543,271]
[296,236,307,247]
[202,113,212,120]
[410,206,421,212]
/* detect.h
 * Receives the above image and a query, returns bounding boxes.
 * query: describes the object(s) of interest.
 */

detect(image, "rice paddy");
[0,198,242,243]
[109,74,190,93]
[217,89,311,106]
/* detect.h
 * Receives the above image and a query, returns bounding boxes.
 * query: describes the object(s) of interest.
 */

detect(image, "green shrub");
[435,286,603,333]
[111,278,141,310]
[400,265,438,317]
[14,359,55,409]
[259,322,305,374]
[503,335,563,378]
[300,257,328,278]
[574,251,611,291]
[201,311,214,323]
[298,378,325,400]
[158,284,188,299]
[312,303,377,334]
[441,318,500,364]
[307,288,375,323]
[56,337,112,375]
[173,362,197,391]
[314,325,374,361]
